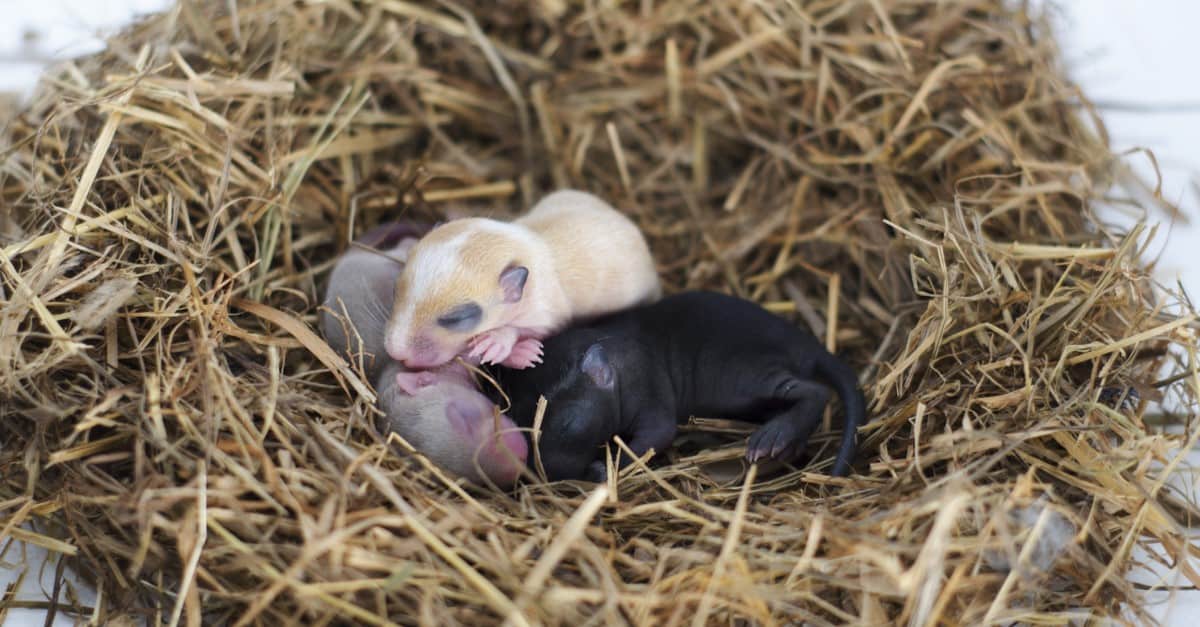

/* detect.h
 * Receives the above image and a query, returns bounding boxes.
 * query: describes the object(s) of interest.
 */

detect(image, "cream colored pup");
[383,190,660,376]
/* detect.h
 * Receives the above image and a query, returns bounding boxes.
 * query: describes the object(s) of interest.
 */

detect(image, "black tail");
[814,351,867,476]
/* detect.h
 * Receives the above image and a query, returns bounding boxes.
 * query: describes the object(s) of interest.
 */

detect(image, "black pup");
[495,290,867,481]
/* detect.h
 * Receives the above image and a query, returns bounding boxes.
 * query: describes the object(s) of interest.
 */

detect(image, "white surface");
[0,0,169,94]
[1050,0,1200,299]
[0,542,96,626]
[0,0,1197,625]
[1050,2,1200,624]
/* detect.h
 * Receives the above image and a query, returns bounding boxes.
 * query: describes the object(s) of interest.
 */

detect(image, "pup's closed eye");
[437,302,483,331]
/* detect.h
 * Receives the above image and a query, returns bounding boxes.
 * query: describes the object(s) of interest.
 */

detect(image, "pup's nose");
[384,335,409,363]
[395,338,442,368]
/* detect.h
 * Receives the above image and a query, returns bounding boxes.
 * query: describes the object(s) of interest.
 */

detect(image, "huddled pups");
[319,222,527,487]
[321,189,866,486]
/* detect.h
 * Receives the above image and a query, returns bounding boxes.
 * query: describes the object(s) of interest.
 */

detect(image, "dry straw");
[1,0,1197,624]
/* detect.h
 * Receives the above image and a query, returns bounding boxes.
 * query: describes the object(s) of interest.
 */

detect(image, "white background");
[1,0,1197,624]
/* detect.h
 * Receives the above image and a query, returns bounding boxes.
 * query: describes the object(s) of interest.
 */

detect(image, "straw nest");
[1,0,1197,624]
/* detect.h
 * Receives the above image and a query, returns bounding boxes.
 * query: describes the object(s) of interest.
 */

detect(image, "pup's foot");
[501,337,543,369]
[467,327,519,365]
[745,417,809,463]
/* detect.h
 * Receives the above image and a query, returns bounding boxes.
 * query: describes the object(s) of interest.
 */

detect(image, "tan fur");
[385,190,660,367]
[519,190,662,317]
[395,225,518,322]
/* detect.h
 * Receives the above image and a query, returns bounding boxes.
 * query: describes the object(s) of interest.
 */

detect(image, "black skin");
[493,290,867,482]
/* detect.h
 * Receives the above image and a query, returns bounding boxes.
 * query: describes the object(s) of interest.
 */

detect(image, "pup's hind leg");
[745,378,830,463]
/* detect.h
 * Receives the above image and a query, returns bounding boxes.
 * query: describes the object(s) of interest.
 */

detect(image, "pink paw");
[467,328,518,365]
[501,338,543,369]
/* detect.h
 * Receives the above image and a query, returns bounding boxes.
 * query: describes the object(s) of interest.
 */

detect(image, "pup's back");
[626,291,822,353]
[518,190,661,319]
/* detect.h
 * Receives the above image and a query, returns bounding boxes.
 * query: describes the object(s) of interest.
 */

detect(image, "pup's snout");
[384,333,409,363]
[387,335,440,368]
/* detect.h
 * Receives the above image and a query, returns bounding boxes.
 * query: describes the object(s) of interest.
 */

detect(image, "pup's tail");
[813,350,867,476]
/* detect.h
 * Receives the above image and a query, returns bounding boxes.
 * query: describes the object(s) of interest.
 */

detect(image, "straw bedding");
[1,0,1197,624]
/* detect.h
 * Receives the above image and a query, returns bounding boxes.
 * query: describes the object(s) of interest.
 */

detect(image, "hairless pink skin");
[320,222,528,486]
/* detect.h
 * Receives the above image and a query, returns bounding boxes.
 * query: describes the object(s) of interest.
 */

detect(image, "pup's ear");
[581,343,615,389]
[499,264,528,303]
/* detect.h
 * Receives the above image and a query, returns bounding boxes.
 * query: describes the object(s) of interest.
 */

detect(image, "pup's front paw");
[501,337,543,369]
[467,327,518,365]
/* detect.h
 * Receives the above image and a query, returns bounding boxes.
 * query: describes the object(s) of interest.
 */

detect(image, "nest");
[1,0,1197,624]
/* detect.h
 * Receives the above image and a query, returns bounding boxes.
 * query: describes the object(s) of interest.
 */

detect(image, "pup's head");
[378,367,529,487]
[384,219,532,369]
[511,334,622,481]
